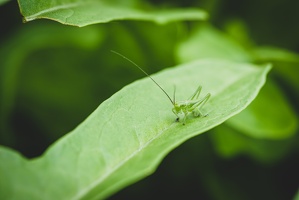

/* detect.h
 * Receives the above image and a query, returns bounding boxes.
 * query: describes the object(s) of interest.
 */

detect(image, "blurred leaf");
[0,0,9,6]
[253,46,299,63]
[117,21,185,68]
[176,24,252,63]
[176,23,298,139]
[0,59,270,199]
[0,24,104,145]
[210,124,296,164]
[294,190,299,200]
[227,80,298,139]
[253,46,299,92]
[223,19,255,49]
[17,0,208,27]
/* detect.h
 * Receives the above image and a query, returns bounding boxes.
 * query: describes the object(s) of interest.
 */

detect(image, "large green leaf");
[0,59,270,199]
[17,0,208,27]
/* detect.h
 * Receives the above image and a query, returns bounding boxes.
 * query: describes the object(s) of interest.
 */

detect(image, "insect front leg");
[172,108,180,122]
[192,93,211,117]
[172,107,187,125]
[179,112,187,125]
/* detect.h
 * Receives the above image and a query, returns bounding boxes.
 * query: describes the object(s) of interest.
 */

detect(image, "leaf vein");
[72,122,176,199]
[25,2,84,21]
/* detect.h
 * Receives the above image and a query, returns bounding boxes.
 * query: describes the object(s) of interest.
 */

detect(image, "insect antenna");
[173,85,176,104]
[111,50,174,105]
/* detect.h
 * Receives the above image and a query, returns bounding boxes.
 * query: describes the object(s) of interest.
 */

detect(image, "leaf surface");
[17,0,208,26]
[0,59,270,199]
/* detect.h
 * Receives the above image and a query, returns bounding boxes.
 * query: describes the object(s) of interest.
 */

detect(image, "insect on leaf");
[0,59,271,199]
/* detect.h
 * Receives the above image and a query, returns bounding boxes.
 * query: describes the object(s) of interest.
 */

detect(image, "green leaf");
[253,46,299,63]
[226,80,298,139]
[0,0,9,6]
[176,24,298,140]
[0,24,104,145]
[176,24,252,63]
[0,59,270,199]
[294,190,299,200]
[253,46,299,92]
[17,0,208,27]
[223,19,255,49]
[210,124,296,164]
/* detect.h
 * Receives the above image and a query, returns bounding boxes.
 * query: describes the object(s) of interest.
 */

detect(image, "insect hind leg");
[192,93,211,117]
[189,86,202,100]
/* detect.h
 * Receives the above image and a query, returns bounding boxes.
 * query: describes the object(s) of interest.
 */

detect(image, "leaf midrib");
[72,122,177,200]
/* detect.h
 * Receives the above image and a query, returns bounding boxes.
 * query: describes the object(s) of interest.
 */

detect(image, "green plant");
[0,0,298,199]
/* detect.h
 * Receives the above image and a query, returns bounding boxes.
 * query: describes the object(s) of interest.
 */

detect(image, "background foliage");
[0,0,298,199]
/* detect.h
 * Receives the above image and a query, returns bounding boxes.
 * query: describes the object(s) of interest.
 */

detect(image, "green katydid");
[111,50,211,125]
